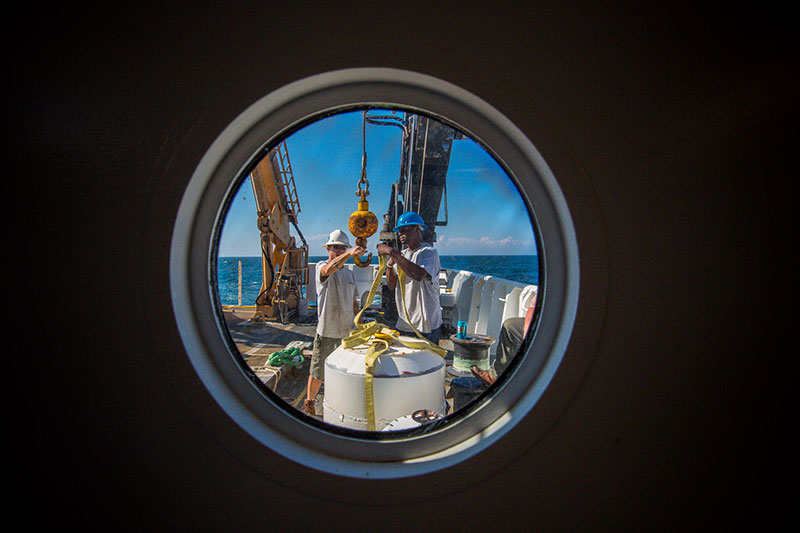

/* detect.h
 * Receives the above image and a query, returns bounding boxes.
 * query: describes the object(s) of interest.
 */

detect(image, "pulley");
[349,189,378,267]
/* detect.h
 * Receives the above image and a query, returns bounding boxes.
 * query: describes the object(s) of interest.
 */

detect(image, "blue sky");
[218,110,537,257]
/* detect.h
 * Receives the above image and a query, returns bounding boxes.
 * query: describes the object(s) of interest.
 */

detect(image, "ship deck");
[222,306,461,421]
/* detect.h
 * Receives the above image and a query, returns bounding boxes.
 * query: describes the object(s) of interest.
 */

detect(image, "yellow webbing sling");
[340,254,446,430]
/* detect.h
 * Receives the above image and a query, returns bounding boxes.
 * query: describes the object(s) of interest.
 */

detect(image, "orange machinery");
[248,141,309,323]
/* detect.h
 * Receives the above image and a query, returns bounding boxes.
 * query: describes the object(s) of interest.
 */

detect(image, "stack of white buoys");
[323,338,446,431]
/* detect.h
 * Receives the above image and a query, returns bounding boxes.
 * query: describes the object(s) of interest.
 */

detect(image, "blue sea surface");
[216,255,538,306]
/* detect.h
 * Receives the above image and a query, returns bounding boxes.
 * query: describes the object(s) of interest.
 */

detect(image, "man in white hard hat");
[303,229,366,416]
[376,211,442,345]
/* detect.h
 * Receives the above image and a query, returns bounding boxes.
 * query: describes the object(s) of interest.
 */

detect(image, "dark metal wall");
[16,3,792,529]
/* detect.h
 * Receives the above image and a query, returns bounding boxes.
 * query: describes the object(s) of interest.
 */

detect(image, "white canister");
[322,338,446,431]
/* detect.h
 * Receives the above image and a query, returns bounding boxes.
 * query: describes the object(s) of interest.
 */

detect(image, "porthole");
[170,68,579,478]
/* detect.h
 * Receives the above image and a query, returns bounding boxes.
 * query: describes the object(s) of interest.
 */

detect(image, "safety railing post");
[238,260,242,306]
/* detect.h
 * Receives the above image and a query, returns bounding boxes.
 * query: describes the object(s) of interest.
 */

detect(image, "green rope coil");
[267,347,304,366]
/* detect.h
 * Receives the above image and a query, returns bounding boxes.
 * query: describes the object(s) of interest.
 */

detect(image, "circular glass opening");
[214,107,541,434]
[170,68,578,478]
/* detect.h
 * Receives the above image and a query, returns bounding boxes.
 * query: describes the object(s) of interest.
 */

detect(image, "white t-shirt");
[315,260,358,338]
[393,243,442,334]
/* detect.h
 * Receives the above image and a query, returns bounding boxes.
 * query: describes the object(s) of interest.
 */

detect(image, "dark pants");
[399,327,441,346]
[494,317,525,375]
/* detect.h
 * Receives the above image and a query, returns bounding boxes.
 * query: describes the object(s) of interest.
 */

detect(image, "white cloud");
[437,234,535,254]
[478,235,530,248]
[437,235,475,248]
[307,232,331,242]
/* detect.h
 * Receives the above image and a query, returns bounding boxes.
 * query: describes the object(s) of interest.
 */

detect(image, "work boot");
[302,398,316,415]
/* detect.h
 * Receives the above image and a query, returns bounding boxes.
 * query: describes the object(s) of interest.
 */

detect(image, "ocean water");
[216,255,539,306]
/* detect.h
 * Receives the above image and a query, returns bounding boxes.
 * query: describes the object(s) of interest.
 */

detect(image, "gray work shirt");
[315,260,358,338]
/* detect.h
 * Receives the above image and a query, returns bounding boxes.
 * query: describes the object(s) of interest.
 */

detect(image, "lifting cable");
[363,111,409,230]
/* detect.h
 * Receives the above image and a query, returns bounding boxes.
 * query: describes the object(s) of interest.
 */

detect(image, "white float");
[323,338,446,431]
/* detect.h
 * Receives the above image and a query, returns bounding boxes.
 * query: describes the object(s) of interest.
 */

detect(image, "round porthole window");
[170,68,579,478]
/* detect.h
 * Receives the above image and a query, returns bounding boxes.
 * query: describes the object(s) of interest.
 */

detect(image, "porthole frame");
[170,68,579,478]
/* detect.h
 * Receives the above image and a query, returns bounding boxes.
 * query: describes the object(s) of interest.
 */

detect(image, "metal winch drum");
[323,340,446,431]
[448,333,495,377]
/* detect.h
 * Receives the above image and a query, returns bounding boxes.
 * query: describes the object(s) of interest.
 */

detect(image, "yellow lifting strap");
[340,253,446,430]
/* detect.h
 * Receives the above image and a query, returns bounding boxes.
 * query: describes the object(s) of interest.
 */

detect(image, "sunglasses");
[397,226,419,234]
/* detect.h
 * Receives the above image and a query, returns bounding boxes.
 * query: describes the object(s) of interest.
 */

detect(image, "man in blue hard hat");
[377,211,442,345]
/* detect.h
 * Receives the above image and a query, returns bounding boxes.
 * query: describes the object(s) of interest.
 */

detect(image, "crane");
[248,141,309,324]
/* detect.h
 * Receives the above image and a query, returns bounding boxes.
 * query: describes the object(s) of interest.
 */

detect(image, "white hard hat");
[323,229,350,248]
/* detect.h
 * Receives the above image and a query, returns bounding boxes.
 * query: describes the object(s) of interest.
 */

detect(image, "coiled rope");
[267,347,304,367]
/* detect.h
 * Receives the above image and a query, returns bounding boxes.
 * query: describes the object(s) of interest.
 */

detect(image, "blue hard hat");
[393,211,427,232]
